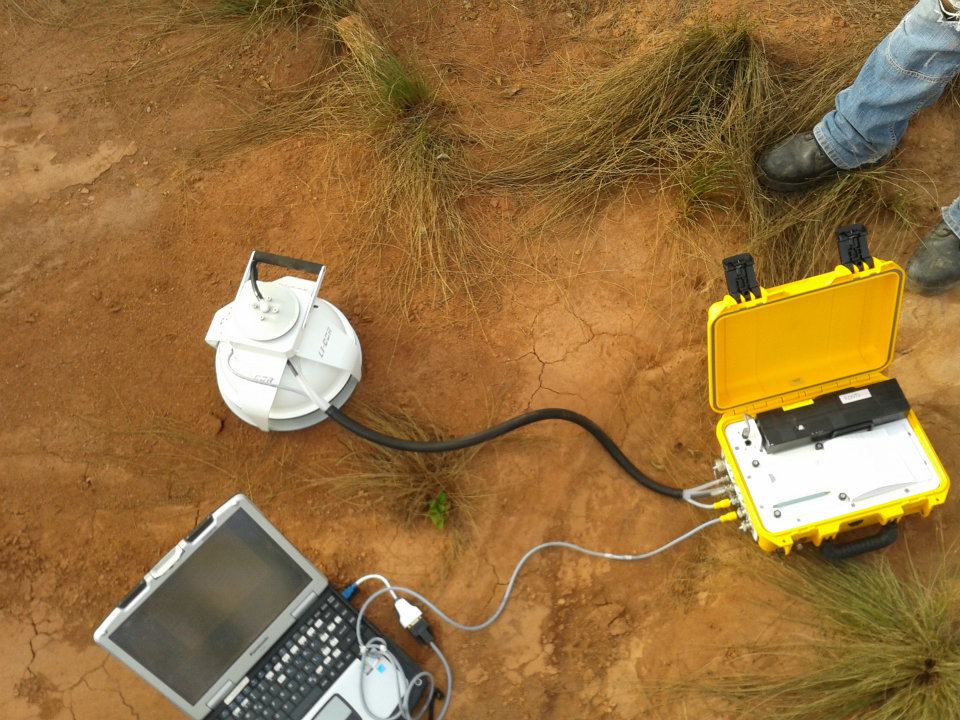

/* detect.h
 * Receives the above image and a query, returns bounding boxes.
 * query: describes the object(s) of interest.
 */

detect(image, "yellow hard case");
[707,257,950,554]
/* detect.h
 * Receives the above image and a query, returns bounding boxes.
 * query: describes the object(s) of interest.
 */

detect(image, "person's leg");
[815,0,960,169]
[760,0,960,191]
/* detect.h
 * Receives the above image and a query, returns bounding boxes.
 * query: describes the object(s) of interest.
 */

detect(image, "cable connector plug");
[394,598,434,645]
[394,598,422,628]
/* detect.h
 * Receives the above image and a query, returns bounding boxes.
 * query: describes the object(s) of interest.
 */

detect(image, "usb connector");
[394,598,434,645]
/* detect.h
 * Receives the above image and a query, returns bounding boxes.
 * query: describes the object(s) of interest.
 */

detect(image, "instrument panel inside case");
[724,415,941,535]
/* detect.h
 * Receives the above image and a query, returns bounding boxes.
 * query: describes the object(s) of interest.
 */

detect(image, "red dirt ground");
[2,1,959,719]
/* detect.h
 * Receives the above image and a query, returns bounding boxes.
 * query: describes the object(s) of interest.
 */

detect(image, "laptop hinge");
[206,681,233,709]
[291,591,318,619]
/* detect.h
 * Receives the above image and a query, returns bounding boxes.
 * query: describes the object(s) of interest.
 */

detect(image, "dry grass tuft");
[213,0,339,31]
[484,25,762,214]
[221,14,500,314]
[485,22,921,282]
[113,0,348,89]
[335,15,486,310]
[301,404,484,528]
[698,554,960,720]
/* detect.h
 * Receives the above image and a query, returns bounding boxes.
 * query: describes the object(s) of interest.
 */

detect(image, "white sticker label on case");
[839,388,872,404]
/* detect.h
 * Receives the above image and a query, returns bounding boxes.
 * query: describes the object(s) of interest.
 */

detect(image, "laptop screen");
[111,508,311,704]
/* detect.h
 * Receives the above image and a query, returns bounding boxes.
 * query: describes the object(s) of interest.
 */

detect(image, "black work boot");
[758,131,888,193]
[759,132,839,192]
[906,220,960,295]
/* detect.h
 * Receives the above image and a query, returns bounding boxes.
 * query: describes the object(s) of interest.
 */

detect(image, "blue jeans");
[814,0,960,236]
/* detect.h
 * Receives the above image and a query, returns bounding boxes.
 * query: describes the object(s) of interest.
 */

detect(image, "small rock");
[79,187,89,194]
[199,413,224,436]
[500,85,522,98]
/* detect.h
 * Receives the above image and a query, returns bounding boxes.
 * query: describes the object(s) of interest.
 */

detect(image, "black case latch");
[837,224,874,271]
[723,253,761,303]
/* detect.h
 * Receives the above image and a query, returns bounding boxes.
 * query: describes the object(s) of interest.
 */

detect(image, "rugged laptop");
[94,494,422,719]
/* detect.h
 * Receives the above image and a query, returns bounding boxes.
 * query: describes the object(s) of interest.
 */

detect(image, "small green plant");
[426,491,451,530]
[694,553,960,720]
[297,404,484,528]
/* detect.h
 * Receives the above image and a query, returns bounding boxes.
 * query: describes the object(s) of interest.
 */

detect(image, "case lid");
[707,259,905,414]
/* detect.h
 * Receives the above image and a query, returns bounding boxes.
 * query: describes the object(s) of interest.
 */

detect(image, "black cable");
[322,404,683,499]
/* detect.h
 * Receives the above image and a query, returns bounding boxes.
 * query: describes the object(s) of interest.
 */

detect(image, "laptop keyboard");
[215,593,359,720]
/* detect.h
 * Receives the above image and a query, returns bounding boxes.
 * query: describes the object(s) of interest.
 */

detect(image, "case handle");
[820,521,898,562]
[249,251,325,300]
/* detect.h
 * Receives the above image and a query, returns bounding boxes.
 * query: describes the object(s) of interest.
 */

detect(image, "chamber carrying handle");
[820,521,899,562]
[249,251,326,300]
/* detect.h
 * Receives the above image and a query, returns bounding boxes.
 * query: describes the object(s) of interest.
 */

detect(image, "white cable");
[290,361,331,410]
[351,517,721,720]
[353,574,399,600]
[683,479,725,498]
[356,638,432,720]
